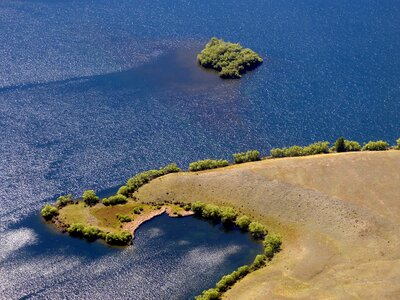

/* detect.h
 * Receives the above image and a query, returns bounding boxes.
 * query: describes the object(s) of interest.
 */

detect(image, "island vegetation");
[197,37,263,79]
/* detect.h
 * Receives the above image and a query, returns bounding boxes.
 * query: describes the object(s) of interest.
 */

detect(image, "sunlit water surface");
[1,0,399,298]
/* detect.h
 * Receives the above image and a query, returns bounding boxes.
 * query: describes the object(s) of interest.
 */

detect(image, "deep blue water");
[1,0,399,298]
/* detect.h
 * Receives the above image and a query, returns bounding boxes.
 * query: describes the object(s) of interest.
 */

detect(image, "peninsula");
[197,37,263,78]
[41,137,400,299]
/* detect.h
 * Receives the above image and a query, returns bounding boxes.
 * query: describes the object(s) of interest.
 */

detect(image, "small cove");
[10,211,263,299]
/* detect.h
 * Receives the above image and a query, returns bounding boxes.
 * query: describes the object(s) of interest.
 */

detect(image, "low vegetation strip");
[197,37,263,79]
[189,159,229,172]
[191,201,281,300]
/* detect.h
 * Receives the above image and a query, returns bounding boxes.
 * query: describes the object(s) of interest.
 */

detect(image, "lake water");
[1,0,399,298]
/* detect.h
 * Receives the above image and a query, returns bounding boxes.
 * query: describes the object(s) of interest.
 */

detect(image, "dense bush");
[82,190,99,206]
[102,194,127,206]
[189,159,229,172]
[195,288,220,300]
[220,207,238,225]
[55,194,73,208]
[396,138,400,150]
[197,37,263,79]
[105,231,132,245]
[118,163,181,196]
[251,254,267,270]
[116,214,132,223]
[67,223,104,241]
[344,140,361,151]
[248,221,267,239]
[201,204,221,220]
[41,204,59,220]
[235,215,252,230]
[334,137,346,152]
[270,142,329,158]
[233,150,260,164]
[263,233,282,259]
[133,206,143,214]
[362,140,389,151]
[191,201,206,215]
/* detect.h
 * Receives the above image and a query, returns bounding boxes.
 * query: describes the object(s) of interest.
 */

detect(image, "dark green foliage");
[197,37,263,79]
[105,231,132,245]
[220,207,238,225]
[102,194,127,206]
[396,138,400,150]
[215,265,250,292]
[183,204,191,211]
[248,221,267,239]
[344,140,361,152]
[334,137,346,152]
[121,163,181,196]
[233,150,260,164]
[195,288,221,300]
[55,194,73,208]
[67,223,104,241]
[117,185,129,196]
[82,190,99,206]
[251,254,267,270]
[191,201,206,215]
[116,214,132,223]
[41,204,59,220]
[270,141,330,158]
[263,233,282,259]
[133,207,142,214]
[362,140,389,151]
[201,204,221,220]
[235,215,251,230]
[189,159,229,172]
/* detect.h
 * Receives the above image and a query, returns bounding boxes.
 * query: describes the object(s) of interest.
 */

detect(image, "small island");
[197,37,263,79]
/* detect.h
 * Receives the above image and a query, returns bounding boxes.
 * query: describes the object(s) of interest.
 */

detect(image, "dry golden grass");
[135,151,400,299]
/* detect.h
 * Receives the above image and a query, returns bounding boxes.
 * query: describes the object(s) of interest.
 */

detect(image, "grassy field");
[135,151,400,299]
[58,201,188,235]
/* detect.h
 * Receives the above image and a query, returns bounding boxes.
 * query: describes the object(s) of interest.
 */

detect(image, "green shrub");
[344,140,361,151]
[133,207,142,214]
[195,288,221,300]
[183,204,191,211]
[302,141,330,155]
[191,201,206,215]
[82,190,99,206]
[334,137,346,152]
[201,204,221,220]
[66,223,104,241]
[105,231,132,245]
[270,142,329,158]
[161,163,181,174]
[220,207,238,225]
[41,204,59,220]
[362,140,389,151]
[189,159,229,172]
[235,215,251,230]
[248,221,267,239]
[122,163,181,196]
[251,254,267,270]
[116,214,132,223]
[117,185,129,196]
[55,194,73,208]
[263,233,282,259]
[396,138,400,150]
[102,194,127,206]
[233,150,260,164]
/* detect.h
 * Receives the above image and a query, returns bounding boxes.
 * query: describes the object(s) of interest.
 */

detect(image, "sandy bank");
[122,206,194,237]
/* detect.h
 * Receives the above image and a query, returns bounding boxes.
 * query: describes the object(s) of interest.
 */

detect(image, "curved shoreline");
[122,207,194,237]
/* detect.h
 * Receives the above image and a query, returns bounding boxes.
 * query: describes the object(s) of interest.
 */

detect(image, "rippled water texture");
[1,0,400,298]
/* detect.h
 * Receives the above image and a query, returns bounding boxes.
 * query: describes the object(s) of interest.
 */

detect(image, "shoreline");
[122,207,194,237]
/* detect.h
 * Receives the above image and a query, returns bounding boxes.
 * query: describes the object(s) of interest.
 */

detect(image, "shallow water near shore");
[1,0,400,298]
[7,212,262,299]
